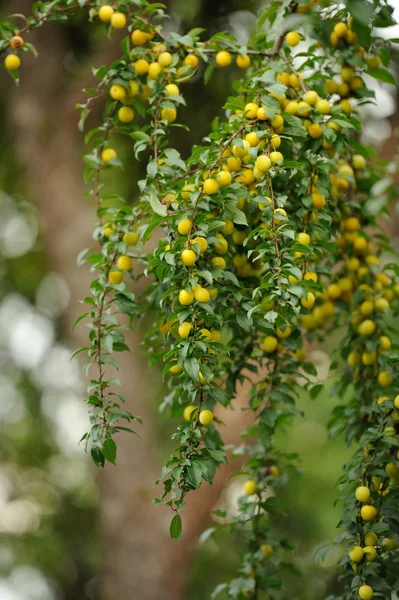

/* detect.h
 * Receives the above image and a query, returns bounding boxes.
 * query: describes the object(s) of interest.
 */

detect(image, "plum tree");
[1,1,399,599]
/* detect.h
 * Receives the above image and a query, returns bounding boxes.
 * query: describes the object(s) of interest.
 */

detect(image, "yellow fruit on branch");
[179,289,194,306]
[358,585,373,600]
[286,31,300,46]
[355,486,370,503]
[199,409,213,425]
[263,336,278,353]
[216,50,232,67]
[178,322,192,338]
[183,405,197,421]
[98,5,114,22]
[180,247,196,267]
[360,504,377,522]
[111,12,127,29]
[243,480,257,495]
[349,545,363,563]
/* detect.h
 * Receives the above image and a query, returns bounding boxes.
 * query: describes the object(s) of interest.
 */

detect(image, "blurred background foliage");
[0,0,398,599]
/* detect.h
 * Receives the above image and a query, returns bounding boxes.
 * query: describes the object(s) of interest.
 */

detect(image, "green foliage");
[1,1,399,599]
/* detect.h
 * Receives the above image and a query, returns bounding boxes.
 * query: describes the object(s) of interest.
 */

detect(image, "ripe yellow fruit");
[334,21,348,37]
[199,328,212,342]
[232,140,250,157]
[184,54,199,69]
[110,84,126,101]
[9,36,24,50]
[117,255,132,271]
[375,297,389,312]
[243,480,257,495]
[216,170,232,186]
[271,114,284,129]
[261,544,273,559]
[367,56,381,71]
[178,322,192,338]
[158,51,173,67]
[360,505,377,522]
[364,533,378,547]
[378,371,392,388]
[244,102,259,119]
[358,585,373,600]
[304,271,317,283]
[382,538,399,550]
[297,232,310,246]
[394,395,399,410]
[355,486,370,503]
[184,405,196,421]
[263,336,278,353]
[358,320,375,337]
[257,107,269,120]
[118,106,135,123]
[270,151,283,164]
[216,50,232,67]
[362,352,376,366]
[286,31,300,46]
[245,132,259,147]
[213,233,228,254]
[349,546,364,563]
[255,155,271,172]
[211,257,226,269]
[102,148,117,163]
[308,124,323,139]
[363,546,377,562]
[315,99,331,114]
[203,178,219,195]
[192,237,208,254]
[124,231,138,246]
[353,154,366,170]
[270,134,281,149]
[111,12,127,29]
[304,90,319,106]
[148,62,162,79]
[301,292,315,309]
[298,101,312,117]
[169,364,182,375]
[194,287,210,303]
[5,54,21,70]
[210,330,221,342]
[385,462,399,477]
[236,54,251,69]
[109,270,123,285]
[312,192,325,209]
[179,289,194,305]
[165,83,180,96]
[178,218,192,235]
[134,59,149,75]
[274,208,287,225]
[161,107,177,123]
[199,409,214,425]
[98,5,114,22]
[131,29,149,45]
[347,352,360,367]
[276,325,291,339]
[181,249,196,266]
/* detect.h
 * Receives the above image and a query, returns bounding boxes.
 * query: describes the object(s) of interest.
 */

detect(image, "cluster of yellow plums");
[4,35,24,71]
[104,228,139,284]
[349,483,399,599]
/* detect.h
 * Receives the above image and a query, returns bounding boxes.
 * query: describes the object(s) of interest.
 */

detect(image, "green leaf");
[102,439,117,464]
[91,446,105,468]
[170,514,182,539]
[149,192,167,217]
[367,68,396,85]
